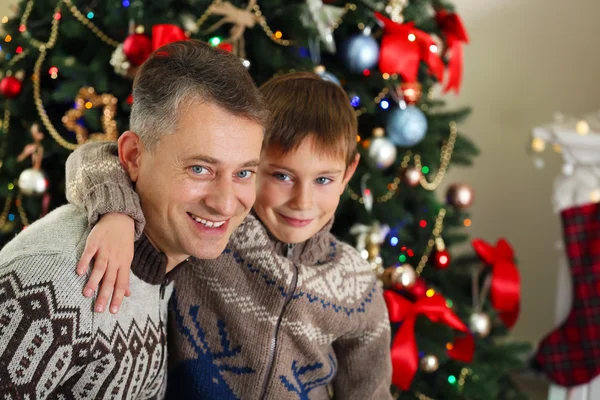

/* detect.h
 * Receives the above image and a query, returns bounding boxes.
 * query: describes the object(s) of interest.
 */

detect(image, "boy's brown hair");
[259,72,358,166]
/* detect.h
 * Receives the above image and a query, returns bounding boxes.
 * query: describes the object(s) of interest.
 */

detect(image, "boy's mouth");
[277,213,313,228]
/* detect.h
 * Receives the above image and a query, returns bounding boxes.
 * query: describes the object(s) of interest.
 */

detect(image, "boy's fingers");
[83,255,107,299]
[77,241,98,275]
[110,269,130,314]
[125,287,132,297]
[95,266,117,313]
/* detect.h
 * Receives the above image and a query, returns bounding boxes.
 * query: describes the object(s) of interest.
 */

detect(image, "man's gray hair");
[130,40,268,150]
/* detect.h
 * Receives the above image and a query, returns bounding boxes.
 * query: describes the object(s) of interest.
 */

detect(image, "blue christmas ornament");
[386,106,428,147]
[341,34,380,74]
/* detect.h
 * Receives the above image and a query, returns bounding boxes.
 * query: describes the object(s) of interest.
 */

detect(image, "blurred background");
[1,0,600,397]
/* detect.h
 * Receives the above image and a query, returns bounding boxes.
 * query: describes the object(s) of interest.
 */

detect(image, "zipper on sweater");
[258,257,298,399]
[159,278,167,300]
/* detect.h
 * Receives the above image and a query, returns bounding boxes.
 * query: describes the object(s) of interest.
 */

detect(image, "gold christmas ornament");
[62,87,119,144]
[469,312,491,337]
[382,264,416,288]
[366,241,380,261]
[420,354,439,372]
[372,127,385,137]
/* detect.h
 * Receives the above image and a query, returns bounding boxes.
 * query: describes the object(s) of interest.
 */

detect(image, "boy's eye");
[236,170,254,179]
[316,177,332,185]
[190,166,208,175]
[274,173,291,181]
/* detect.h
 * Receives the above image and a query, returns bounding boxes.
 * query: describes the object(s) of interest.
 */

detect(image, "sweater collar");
[132,234,186,285]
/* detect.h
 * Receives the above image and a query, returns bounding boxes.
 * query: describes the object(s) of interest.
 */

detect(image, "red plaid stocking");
[535,202,600,387]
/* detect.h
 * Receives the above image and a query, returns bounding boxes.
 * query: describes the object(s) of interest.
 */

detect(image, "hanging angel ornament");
[301,0,346,53]
[17,123,49,197]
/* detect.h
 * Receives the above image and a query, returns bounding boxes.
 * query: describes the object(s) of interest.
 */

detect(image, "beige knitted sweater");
[0,204,180,398]
[65,141,393,400]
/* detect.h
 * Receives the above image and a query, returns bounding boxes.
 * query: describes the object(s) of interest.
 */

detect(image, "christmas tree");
[0,0,530,398]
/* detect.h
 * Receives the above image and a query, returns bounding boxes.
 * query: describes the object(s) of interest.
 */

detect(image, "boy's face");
[254,137,358,244]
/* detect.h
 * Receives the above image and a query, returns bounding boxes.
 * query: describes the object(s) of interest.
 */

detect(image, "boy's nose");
[290,186,314,211]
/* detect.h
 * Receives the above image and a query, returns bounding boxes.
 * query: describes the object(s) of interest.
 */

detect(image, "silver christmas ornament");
[341,33,380,73]
[18,168,48,196]
[386,106,428,147]
[469,312,492,337]
[367,137,397,169]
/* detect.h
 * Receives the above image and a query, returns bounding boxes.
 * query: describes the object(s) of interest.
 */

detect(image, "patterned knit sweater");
[0,204,180,399]
[66,142,393,400]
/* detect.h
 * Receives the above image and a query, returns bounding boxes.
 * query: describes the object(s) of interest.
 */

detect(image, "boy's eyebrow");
[186,155,260,168]
[268,163,344,175]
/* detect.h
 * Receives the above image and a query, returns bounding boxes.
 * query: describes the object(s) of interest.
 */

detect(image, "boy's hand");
[77,213,135,314]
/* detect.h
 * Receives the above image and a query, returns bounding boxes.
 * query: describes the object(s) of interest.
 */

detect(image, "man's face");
[254,137,358,244]
[133,101,263,262]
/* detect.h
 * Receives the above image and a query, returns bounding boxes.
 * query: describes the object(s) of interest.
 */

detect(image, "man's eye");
[236,170,254,179]
[190,166,207,175]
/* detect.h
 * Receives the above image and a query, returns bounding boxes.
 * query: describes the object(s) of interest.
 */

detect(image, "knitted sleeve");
[332,281,393,399]
[65,141,145,239]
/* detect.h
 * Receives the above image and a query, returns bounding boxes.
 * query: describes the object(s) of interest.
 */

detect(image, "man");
[0,40,266,398]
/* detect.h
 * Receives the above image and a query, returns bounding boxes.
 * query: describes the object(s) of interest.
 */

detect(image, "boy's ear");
[117,131,144,183]
[340,153,360,194]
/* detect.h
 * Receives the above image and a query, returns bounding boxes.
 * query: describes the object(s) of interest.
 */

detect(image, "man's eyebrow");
[185,155,261,168]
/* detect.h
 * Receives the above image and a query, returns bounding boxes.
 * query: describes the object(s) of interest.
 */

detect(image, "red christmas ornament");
[434,250,450,268]
[1,76,22,98]
[123,33,153,66]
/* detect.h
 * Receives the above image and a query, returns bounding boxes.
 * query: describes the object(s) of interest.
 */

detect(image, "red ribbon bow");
[151,24,188,52]
[384,290,471,390]
[435,10,469,93]
[375,12,444,84]
[472,238,520,328]
[152,24,232,53]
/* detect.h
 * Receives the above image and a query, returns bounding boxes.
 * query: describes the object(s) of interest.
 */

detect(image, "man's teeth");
[191,215,225,228]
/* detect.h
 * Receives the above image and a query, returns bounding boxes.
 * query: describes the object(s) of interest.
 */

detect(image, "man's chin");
[187,241,228,260]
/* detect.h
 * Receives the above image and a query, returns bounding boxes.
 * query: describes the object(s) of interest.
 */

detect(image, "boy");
[66,72,392,399]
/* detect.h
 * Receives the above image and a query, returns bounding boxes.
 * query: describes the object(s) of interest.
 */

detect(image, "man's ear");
[340,153,360,194]
[117,131,144,182]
